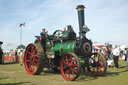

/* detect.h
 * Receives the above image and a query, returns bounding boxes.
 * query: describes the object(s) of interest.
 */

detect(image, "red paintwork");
[24,44,39,75]
[60,54,79,81]
[39,37,42,42]
[88,54,105,76]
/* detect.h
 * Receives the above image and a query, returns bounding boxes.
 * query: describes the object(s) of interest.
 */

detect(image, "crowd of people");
[93,45,128,70]
[4,49,25,65]
[0,41,25,65]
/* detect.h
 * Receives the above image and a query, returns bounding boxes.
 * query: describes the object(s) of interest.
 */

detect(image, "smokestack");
[76,5,85,38]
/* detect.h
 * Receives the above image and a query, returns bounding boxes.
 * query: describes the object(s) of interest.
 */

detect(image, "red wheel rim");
[60,53,80,81]
[24,44,39,75]
[88,53,106,76]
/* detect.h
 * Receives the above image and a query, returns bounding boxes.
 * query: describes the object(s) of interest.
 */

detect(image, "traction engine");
[24,5,107,81]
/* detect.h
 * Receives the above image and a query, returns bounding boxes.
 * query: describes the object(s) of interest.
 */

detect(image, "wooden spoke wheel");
[24,43,45,75]
[87,53,107,76]
[60,53,81,81]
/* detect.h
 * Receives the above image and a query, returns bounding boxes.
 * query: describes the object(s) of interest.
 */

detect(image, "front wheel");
[87,53,107,76]
[60,53,81,81]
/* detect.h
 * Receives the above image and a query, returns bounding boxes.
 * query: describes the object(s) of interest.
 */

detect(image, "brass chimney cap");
[76,5,85,10]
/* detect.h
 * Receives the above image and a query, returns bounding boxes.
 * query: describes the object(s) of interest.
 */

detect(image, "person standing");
[124,48,127,61]
[40,28,48,56]
[15,50,18,63]
[19,50,23,65]
[0,41,3,64]
[112,46,120,69]
[103,47,108,60]
[125,48,128,71]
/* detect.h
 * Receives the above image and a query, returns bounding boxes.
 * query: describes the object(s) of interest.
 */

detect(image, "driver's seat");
[62,25,76,41]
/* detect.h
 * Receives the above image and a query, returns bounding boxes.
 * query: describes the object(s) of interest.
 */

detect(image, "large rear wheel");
[60,53,81,81]
[24,43,45,75]
[87,53,107,76]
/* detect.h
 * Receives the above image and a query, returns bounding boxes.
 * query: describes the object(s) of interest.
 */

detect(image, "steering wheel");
[53,30,63,37]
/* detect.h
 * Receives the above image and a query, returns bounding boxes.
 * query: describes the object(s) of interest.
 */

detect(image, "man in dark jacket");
[0,41,3,64]
[40,28,48,56]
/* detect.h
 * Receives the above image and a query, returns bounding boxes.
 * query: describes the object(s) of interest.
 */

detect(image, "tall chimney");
[76,5,85,38]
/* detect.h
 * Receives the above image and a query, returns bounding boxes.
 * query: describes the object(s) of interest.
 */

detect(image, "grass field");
[0,61,128,85]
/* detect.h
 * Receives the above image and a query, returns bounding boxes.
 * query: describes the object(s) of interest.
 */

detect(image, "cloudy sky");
[0,0,128,50]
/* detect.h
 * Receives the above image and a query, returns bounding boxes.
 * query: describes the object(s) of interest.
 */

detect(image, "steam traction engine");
[24,5,107,81]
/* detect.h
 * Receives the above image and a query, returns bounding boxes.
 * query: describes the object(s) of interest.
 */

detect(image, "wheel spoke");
[97,55,100,60]
[65,70,70,78]
[26,60,30,62]
[66,56,68,64]
[33,55,37,61]
[28,63,32,71]
[70,55,72,63]
[28,66,32,71]
[93,55,96,61]
[99,59,104,67]
[72,64,77,68]
[31,46,34,52]
[89,66,93,69]
[34,54,38,57]
[31,66,35,73]
[32,62,36,70]
[72,71,75,78]
[93,67,95,72]
[63,60,67,64]
[63,66,67,69]
[100,64,104,67]
[34,59,38,62]
[96,62,99,67]
[33,48,36,54]
[99,59,104,63]
[27,55,31,58]
[98,67,103,73]
[70,68,77,73]
[97,67,98,72]
[71,58,75,64]
[27,51,32,56]
[65,69,69,74]
[33,62,38,67]
[68,70,70,78]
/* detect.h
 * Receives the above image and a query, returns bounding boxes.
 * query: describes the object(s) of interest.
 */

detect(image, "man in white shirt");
[112,46,120,68]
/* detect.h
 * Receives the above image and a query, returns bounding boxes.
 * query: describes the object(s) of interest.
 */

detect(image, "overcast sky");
[0,0,128,50]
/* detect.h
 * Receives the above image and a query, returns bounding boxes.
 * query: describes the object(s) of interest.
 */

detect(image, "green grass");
[0,61,128,85]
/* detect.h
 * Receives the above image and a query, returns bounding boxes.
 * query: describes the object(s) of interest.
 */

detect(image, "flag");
[94,41,98,44]
[7,43,14,46]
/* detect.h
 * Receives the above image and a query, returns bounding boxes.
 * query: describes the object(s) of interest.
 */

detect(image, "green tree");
[17,45,26,49]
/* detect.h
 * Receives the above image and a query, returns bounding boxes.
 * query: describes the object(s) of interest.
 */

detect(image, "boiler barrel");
[53,41,76,54]
[53,38,92,57]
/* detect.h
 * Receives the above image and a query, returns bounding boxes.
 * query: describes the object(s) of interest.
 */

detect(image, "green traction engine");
[24,5,107,81]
